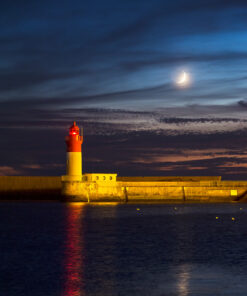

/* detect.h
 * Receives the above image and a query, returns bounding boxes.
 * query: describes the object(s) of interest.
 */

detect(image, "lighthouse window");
[103,176,106,180]
[96,176,99,180]
[109,176,112,180]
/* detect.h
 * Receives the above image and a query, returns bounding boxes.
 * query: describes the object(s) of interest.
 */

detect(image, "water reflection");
[63,203,86,296]
[177,264,190,296]
[63,203,119,296]
[173,209,193,296]
[85,204,118,296]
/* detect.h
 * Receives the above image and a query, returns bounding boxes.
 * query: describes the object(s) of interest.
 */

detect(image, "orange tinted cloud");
[218,162,247,168]
[133,149,247,164]
[0,166,22,176]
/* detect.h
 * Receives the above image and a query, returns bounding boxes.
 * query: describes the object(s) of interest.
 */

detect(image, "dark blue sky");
[1,0,247,178]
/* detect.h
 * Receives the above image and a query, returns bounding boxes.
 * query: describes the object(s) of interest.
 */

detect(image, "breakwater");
[62,174,247,203]
[1,175,247,202]
[0,176,61,200]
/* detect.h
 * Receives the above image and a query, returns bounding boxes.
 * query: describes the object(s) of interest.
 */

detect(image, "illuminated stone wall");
[0,176,61,200]
[62,175,247,202]
[1,175,247,202]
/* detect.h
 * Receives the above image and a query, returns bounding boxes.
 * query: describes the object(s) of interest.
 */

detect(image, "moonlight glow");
[176,71,190,87]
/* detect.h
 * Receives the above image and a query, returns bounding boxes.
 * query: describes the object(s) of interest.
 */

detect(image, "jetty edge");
[1,175,247,202]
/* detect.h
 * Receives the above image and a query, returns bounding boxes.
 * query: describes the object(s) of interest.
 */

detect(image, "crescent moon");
[177,71,187,84]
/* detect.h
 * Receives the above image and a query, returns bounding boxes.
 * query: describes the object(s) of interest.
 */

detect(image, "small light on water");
[216,216,219,219]
[137,208,140,211]
[232,217,236,221]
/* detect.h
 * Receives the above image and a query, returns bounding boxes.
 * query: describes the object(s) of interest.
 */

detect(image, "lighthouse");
[65,121,83,178]
[61,122,118,202]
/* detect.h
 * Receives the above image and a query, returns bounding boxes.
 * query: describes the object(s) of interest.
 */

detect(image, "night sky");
[1,0,247,179]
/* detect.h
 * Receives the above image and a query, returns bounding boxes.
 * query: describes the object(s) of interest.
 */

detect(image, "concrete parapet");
[124,186,184,202]
[1,175,247,203]
[0,176,61,200]
[183,186,247,202]
[219,181,247,187]
[60,176,247,203]
[61,175,82,182]
[118,181,220,187]
[117,176,221,182]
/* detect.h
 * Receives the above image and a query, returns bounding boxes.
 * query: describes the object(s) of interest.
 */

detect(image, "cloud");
[100,0,247,46]
[121,52,247,73]
[0,109,247,179]
[1,105,247,136]
[0,166,22,176]
[21,164,42,170]
[238,100,247,108]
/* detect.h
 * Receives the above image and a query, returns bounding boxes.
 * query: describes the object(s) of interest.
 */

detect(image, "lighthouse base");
[61,175,89,202]
[61,173,125,202]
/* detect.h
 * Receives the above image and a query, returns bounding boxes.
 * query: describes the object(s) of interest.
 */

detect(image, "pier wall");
[117,180,247,202]
[62,176,247,202]
[0,176,61,200]
[61,179,125,202]
[1,175,247,202]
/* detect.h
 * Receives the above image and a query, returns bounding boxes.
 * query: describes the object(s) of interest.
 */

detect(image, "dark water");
[1,203,247,296]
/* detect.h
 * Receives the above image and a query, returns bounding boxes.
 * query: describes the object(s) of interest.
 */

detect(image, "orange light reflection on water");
[64,203,86,296]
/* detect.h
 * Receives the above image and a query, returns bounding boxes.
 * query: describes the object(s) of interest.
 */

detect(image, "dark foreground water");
[1,203,247,296]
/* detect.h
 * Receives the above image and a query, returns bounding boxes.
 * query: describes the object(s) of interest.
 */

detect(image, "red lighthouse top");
[66,121,83,152]
[69,121,80,135]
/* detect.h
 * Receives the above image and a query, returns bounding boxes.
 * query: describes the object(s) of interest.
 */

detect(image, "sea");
[0,202,247,296]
